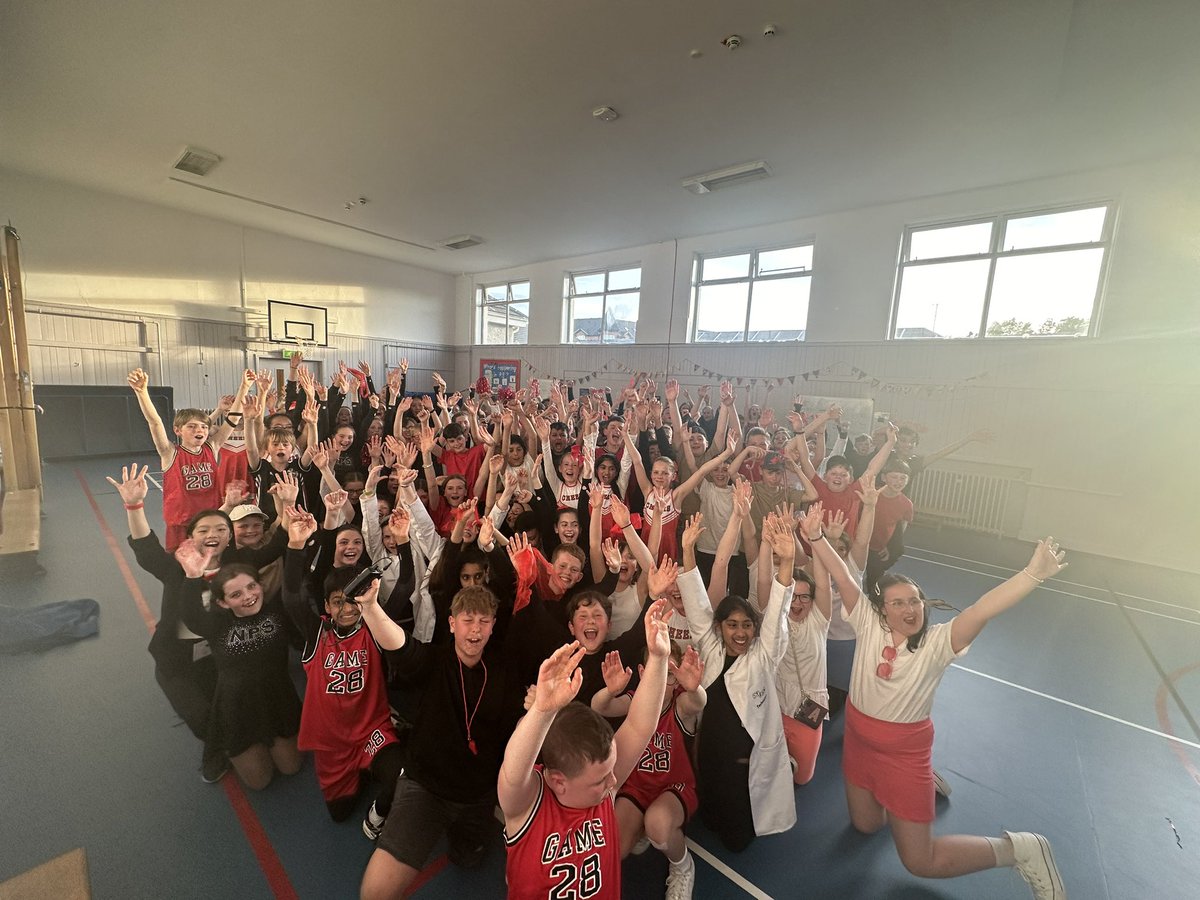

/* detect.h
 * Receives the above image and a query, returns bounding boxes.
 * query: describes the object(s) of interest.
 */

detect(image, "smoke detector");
[681,160,772,195]
[172,146,222,176]
[441,234,484,250]
[592,106,619,122]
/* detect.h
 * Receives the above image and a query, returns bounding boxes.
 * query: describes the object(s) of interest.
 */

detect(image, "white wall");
[462,156,1200,573]
[0,167,457,342]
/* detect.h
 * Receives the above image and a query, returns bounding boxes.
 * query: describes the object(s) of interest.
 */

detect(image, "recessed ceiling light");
[681,160,772,194]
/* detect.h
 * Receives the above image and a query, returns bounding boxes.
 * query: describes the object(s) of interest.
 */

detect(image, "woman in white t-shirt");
[805,502,1068,899]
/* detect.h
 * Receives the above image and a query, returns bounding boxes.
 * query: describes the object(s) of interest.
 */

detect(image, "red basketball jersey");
[621,690,697,799]
[505,768,620,900]
[161,443,223,527]
[297,619,393,753]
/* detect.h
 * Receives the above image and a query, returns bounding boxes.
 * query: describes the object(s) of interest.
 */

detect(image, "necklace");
[458,657,488,756]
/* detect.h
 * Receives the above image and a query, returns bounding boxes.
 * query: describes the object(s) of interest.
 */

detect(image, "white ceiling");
[2,0,1198,274]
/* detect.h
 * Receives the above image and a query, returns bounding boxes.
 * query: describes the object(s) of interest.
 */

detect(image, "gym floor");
[2,456,1197,899]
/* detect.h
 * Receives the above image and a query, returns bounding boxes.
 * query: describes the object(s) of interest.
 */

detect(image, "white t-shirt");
[827,557,864,642]
[776,604,830,717]
[607,584,641,640]
[695,479,734,555]
[846,594,969,723]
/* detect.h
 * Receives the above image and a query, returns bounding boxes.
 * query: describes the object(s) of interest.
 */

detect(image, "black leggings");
[325,742,406,822]
[154,654,217,742]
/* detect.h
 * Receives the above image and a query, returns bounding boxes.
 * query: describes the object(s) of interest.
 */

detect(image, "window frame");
[475,279,530,346]
[889,201,1116,340]
[689,240,815,343]
[562,264,642,345]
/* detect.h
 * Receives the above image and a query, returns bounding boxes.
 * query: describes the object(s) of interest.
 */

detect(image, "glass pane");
[1002,207,1107,251]
[607,267,641,291]
[985,248,1102,336]
[693,283,749,341]
[747,276,809,341]
[604,292,639,343]
[484,284,508,303]
[571,272,606,295]
[569,296,603,343]
[511,281,531,301]
[908,222,993,261]
[893,259,991,338]
[701,253,751,281]
[480,303,508,343]
[509,302,529,344]
[757,245,813,276]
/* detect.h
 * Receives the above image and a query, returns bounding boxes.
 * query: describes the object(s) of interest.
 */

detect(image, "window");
[690,243,813,342]
[564,267,640,344]
[891,203,1114,339]
[475,280,530,345]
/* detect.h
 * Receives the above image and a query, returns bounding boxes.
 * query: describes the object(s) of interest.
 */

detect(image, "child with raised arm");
[591,642,706,899]
[279,508,406,835]
[128,366,254,550]
[499,598,675,900]
[805,506,1069,899]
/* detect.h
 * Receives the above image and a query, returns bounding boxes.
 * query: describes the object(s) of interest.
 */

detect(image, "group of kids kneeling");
[109,361,1069,899]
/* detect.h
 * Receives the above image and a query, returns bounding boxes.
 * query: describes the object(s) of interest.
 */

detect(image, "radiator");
[909,466,1026,537]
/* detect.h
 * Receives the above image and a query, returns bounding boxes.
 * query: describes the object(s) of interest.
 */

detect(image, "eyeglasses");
[876,644,897,679]
[793,593,814,603]
[884,597,924,610]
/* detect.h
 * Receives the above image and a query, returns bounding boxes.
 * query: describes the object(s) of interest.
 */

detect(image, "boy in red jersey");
[129,367,254,550]
[591,642,706,899]
[499,598,674,900]
[280,509,406,834]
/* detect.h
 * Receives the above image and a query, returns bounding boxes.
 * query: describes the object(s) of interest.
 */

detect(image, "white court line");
[951,664,1200,751]
[909,545,1198,612]
[686,839,774,899]
[145,474,163,491]
[904,554,1200,628]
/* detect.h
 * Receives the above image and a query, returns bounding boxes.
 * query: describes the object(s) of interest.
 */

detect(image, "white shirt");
[846,594,969,723]
[827,557,864,642]
[695,479,734,555]
[776,604,830,717]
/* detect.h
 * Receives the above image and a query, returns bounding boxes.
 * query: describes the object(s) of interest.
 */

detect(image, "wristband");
[124,502,145,510]
[1020,568,1045,584]
[807,530,824,542]
[360,490,376,499]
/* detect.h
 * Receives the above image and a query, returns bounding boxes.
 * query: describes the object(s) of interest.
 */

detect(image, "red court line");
[1155,661,1200,789]
[78,468,300,900]
[410,855,449,894]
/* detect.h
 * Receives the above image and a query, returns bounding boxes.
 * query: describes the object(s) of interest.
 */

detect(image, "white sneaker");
[1006,831,1066,900]
[631,836,651,855]
[362,802,386,840]
[932,767,952,798]
[665,851,695,900]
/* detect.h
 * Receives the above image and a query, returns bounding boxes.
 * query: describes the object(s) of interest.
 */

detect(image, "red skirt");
[843,700,936,823]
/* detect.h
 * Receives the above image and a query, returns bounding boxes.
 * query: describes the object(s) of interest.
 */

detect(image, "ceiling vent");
[441,234,484,250]
[681,160,772,195]
[173,146,222,176]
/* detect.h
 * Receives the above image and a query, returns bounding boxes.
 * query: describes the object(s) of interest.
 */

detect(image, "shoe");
[631,836,651,855]
[362,801,386,840]
[789,756,799,775]
[665,851,695,900]
[1006,831,1066,900]
[200,745,230,784]
[932,768,952,798]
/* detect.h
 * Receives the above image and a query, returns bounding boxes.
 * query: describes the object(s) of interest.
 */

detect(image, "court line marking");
[686,838,774,899]
[903,554,1200,628]
[951,664,1200,751]
[909,546,1198,612]
[78,468,300,900]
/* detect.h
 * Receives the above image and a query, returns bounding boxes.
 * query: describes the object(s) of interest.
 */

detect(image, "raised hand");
[799,503,824,542]
[365,463,385,493]
[241,392,261,421]
[106,463,150,505]
[387,505,412,543]
[787,410,805,432]
[532,642,586,712]
[855,477,880,508]
[286,507,319,545]
[643,598,673,659]
[672,645,705,693]
[223,480,250,507]
[825,508,848,542]
[758,407,775,429]
[488,453,505,476]
[215,394,235,416]
[506,530,532,564]
[601,538,622,572]
[1026,537,1068,581]
[601,650,632,696]
[309,442,329,470]
[268,470,300,508]
[174,539,215,579]
[608,493,632,529]
[324,489,349,512]
[532,416,550,443]
[366,435,383,464]
[478,515,496,548]
[127,368,149,393]
[647,557,680,599]
[681,513,706,551]
[664,379,679,403]
[356,576,381,609]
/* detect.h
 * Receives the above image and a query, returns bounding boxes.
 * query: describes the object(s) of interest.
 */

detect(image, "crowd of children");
[113,357,1065,899]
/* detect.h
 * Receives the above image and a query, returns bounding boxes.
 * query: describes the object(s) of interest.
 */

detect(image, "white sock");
[668,848,691,868]
[987,835,1015,867]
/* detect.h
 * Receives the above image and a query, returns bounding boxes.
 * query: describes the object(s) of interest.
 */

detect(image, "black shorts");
[376,774,499,871]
